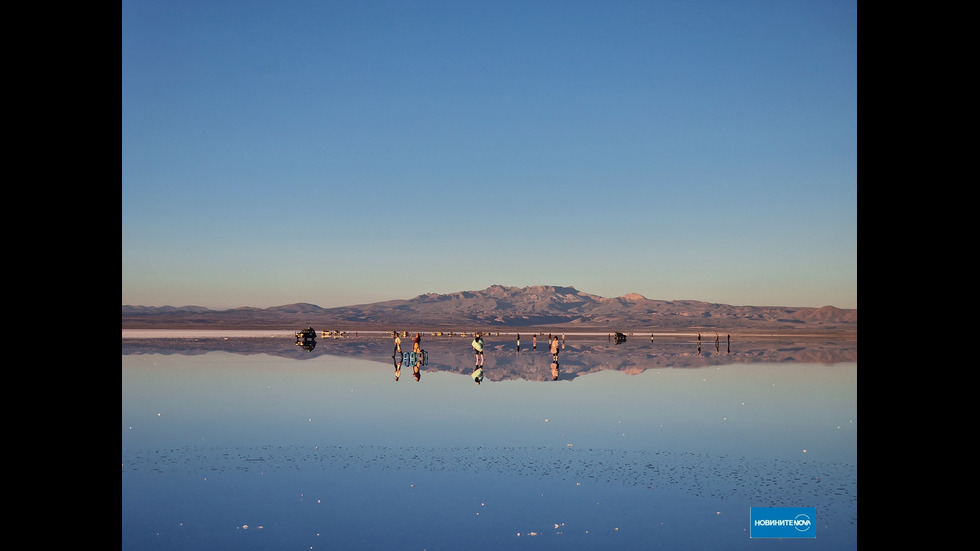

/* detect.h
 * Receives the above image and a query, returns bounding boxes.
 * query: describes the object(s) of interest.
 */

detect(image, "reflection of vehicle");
[613,332,627,344]
[295,327,317,350]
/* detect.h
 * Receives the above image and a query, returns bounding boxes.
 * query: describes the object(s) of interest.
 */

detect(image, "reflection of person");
[394,355,401,381]
[551,361,559,381]
[697,333,702,356]
[472,366,484,385]
[413,332,422,354]
[715,333,720,353]
[727,334,731,354]
[550,336,560,361]
[413,362,421,382]
[472,334,484,367]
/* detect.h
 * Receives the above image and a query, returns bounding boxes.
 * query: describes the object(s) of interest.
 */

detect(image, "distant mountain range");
[121,285,857,332]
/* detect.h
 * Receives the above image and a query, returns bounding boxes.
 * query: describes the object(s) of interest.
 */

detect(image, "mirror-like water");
[122,340,857,550]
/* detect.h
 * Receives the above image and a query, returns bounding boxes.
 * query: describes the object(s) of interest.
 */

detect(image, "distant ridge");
[122,284,856,331]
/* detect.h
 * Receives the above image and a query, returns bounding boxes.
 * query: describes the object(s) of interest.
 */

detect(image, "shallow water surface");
[121,348,857,550]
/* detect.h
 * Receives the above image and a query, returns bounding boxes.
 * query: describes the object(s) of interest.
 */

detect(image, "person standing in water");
[550,335,560,362]
[393,331,402,357]
[413,332,422,354]
[472,333,484,368]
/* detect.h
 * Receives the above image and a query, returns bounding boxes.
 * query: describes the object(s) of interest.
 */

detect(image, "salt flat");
[122,329,296,339]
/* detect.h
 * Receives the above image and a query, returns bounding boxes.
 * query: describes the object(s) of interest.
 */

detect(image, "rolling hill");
[122,285,857,333]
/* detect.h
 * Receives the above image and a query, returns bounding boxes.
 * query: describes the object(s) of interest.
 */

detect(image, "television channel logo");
[750,507,816,538]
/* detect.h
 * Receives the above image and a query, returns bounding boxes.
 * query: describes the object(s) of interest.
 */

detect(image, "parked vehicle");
[295,327,317,350]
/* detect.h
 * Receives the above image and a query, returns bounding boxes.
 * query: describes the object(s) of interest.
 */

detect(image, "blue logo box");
[750,507,816,538]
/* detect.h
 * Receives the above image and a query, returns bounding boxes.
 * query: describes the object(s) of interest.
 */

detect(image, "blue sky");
[122,0,857,310]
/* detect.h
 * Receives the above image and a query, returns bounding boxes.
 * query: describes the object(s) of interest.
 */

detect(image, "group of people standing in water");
[393,331,565,384]
[515,332,564,355]
[695,332,731,356]
[474,332,562,384]
[392,332,424,382]
[392,330,729,382]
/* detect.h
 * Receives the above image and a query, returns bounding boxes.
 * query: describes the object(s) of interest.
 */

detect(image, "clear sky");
[122,0,857,310]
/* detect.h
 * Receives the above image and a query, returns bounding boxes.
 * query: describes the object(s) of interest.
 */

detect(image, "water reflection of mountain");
[121,333,857,381]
